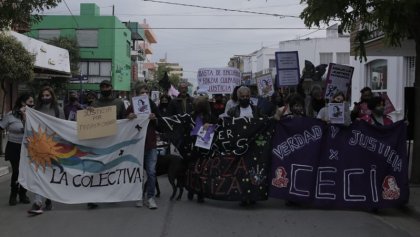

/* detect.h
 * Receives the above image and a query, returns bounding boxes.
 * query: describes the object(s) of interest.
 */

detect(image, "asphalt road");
[1,174,420,237]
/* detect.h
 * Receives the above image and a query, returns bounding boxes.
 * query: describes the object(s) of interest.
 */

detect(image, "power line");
[63,0,79,28]
[33,26,323,30]
[142,0,300,19]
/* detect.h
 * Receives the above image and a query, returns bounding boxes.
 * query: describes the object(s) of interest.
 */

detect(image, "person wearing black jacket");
[167,82,194,115]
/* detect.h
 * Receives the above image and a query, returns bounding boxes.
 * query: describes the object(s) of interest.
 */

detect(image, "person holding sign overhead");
[126,84,160,209]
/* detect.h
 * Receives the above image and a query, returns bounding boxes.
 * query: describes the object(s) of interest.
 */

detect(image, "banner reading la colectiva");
[269,117,408,209]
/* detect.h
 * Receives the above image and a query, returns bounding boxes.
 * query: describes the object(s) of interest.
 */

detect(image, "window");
[76,30,98,47]
[320,53,333,64]
[336,53,350,65]
[79,61,112,83]
[38,30,60,42]
[367,59,387,92]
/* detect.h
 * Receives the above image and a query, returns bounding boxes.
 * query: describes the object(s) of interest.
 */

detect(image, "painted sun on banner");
[19,108,149,204]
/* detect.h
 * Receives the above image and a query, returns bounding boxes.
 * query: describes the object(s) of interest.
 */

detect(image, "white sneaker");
[146,198,157,209]
[135,199,143,207]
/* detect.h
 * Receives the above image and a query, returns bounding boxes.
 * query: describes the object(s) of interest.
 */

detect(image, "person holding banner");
[28,86,65,214]
[361,96,393,126]
[351,87,373,122]
[317,91,351,125]
[83,80,128,209]
[274,93,305,119]
[187,96,218,203]
[227,86,265,118]
[126,84,160,209]
[224,85,240,115]
[0,93,34,206]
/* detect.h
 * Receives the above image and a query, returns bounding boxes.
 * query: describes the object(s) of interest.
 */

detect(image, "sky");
[41,0,327,86]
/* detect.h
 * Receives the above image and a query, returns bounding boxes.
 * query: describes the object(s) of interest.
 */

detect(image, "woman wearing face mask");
[317,91,351,125]
[362,96,393,126]
[29,86,64,215]
[0,93,34,206]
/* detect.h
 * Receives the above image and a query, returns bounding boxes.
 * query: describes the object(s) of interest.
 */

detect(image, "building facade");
[28,3,132,92]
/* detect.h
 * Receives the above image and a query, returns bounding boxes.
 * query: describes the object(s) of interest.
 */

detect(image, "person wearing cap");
[92,80,126,119]
[86,80,128,209]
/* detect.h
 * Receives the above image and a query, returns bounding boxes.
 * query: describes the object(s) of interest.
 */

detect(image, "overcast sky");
[42,0,327,84]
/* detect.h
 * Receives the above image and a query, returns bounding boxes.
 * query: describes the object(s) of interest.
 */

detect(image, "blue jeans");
[144,149,157,199]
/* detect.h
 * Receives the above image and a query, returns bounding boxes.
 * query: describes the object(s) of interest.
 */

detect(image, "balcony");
[124,22,145,41]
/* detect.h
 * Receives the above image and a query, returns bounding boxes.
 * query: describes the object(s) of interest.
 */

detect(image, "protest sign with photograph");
[132,95,151,115]
[257,74,274,97]
[76,106,117,139]
[328,102,345,124]
[275,51,300,86]
[197,67,241,95]
[324,63,354,100]
[194,126,215,150]
[151,91,160,105]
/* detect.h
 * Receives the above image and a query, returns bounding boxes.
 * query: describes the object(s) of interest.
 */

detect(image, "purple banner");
[269,117,408,210]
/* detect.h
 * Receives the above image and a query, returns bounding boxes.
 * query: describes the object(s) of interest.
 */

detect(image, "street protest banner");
[257,74,274,97]
[324,63,354,100]
[132,95,151,115]
[19,107,149,204]
[275,51,300,86]
[269,117,408,210]
[76,106,117,139]
[197,67,241,95]
[159,115,274,201]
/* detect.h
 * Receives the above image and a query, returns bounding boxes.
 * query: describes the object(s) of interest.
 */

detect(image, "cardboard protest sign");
[197,67,241,95]
[76,106,117,139]
[324,63,354,100]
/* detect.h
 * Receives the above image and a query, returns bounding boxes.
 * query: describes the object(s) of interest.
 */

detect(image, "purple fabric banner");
[269,117,408,210]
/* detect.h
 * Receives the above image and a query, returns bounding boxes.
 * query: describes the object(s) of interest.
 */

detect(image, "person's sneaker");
[28,203,43,215]
[135,199,143,207]
[44,199,52,211]
[146,198,157,209]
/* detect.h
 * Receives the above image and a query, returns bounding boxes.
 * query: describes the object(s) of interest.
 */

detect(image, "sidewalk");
[0,155,9,177]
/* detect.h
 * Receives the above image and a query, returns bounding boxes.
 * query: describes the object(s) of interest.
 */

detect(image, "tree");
[300,0,420,183]
[0,32,35,113]
[0,0,62,30]
[48,36,80,75]
[155,64,181,89]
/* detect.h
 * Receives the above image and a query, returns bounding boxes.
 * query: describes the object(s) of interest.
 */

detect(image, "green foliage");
[48,36,80,75]
[0,0,62,30]
[155,64,181,88]
[300,0,420,61]
[0,33,35,88]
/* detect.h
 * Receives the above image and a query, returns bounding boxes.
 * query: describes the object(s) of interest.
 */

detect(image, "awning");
[8,31,71,77]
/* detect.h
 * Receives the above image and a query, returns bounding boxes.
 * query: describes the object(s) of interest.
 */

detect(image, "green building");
[28,3,132,92]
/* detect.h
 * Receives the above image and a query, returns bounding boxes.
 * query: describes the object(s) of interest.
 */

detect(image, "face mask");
[27,104,34,108]
[239,98,250,108]
[69,97,78,102]
[160,103,168,108]
[42,98,52,104]
[101,90,112,97]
